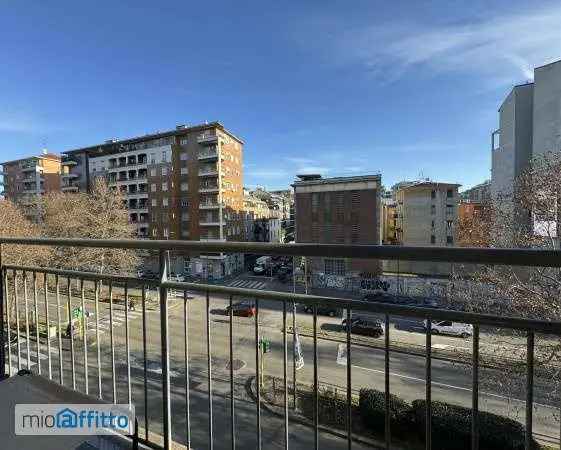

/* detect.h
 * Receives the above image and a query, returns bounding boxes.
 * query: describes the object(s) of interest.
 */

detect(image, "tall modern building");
[0,151,61,220]
[61,122,245,278]
[294,174,382,280]
[491,59,561,234]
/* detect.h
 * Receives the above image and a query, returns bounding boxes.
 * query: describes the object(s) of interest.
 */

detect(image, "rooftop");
[293,173,381,187]
[1,152,61,166]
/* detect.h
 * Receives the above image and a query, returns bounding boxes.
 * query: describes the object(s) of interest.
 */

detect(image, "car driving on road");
[303,305,341,317]
[225,301,256,317]
[423,320,473,338]
[341,317,385,337]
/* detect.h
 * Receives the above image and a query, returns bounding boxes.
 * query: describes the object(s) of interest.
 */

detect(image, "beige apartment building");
[391,180,460,275]
[0,151,61,220]
[61,122,245,278]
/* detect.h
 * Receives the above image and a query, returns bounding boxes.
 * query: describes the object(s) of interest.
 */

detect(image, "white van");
[423,320,473,338]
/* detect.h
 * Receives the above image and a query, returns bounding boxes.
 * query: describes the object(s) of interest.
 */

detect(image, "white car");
[423,320,473,338]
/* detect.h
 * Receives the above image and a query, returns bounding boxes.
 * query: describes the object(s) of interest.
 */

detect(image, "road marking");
[353,364,557,410]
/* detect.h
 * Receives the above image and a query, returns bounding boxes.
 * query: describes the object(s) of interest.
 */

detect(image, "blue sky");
[1,1,560,191]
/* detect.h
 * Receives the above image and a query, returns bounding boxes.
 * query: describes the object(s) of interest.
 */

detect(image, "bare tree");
[41,178,140,275]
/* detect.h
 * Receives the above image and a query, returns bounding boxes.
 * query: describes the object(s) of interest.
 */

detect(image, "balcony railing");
[197,133,218,145]
[1,238,560,450]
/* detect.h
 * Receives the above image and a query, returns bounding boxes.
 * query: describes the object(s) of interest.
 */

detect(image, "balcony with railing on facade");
[197,131,218,145]
[199,181,219,193]
[199,197,221,209]
[20,162,37,172]
[0,238,560,450]
[198,164,219,177]
[198,146,219,161]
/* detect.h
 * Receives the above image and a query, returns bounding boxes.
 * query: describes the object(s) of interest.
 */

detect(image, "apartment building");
[491,59,561,237]
[61,122,245,278]
[294,174,382,284]
[460,180,490,203]
[0,151,61,220]
[381,197,398,245]
[393,181,460,275]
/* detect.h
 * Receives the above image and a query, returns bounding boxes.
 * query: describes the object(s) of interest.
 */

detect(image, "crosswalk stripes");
[85,309,142,336]
[227,279,267,290]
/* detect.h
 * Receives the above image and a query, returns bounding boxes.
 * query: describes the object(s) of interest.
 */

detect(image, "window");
[181,212,189,221]
[150,153,156,164]
[161,167,167,176]
[181,230,190,237]
[431,220,435,228]
[181,182,188,191]
[152,228,157,236]
[162,151,167,163]
[180,167,188,175]
[181,199,188,207]
[180,138,188,146]
[151,199,157,207]
[150,168,156,177]
[446,204,454,214]
[446,189,453,198]
[430,205,436,215]
[430,235,436,244]
[324,258,345,276]
[151,183,156,192]
[162,197,169,207]
[162,182,168,191]
[446,220,453,229]
[180,152,188,161]
[446,235,454,245]
[163,228,169,238]
[431,190,436,199]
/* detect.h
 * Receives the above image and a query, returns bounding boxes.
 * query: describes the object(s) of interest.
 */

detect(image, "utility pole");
[292,255,297,409]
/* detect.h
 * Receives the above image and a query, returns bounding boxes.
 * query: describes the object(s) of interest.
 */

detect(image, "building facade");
[460,180,490,203]
[392,181,460,275]
[381,198,398,245]
[61,122,245,278]
[0,152,61,220]
[294,174,382,284]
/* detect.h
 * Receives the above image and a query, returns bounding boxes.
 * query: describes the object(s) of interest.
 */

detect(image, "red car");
[226,301,256,317]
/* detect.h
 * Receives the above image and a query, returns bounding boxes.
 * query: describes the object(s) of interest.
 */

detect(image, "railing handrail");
[4,261,561,334]
[1,237,561,267]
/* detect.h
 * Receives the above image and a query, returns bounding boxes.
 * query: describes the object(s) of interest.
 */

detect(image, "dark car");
[341,318,384,337]
[225,301,256,317]
[363,292,398,303]
[304,305,341,317]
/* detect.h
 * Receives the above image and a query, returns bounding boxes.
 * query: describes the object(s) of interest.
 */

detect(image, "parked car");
[169,273,186,282]
[303,305,341,317]
[341,318,385,337]
[225,301,256,317]
[363,292,398,303]
[423,320,473,338]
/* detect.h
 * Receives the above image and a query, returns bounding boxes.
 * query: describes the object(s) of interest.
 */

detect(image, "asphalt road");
[4,276,560,449]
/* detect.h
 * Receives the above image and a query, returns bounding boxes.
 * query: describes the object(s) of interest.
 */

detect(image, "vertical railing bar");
[425,319,432,450]
[471,324,479,450]
[55,275,63,385]
[313,303,318,450]
[109,281,116,403]
[44,273,52,380]
[5,268,12,377]
[14,270,21,372]
[94,281,102,399]
[206,290,214,450]
[0,246,4,377]
[384,313,390,449]
[255,298,262,450]
[526,331,534,450]
[23,271,31,370]
[142,285,149,441]
[32,272,40,375]
[346,306,352,450]
[229,294,235,450]
[81,279,88,395]
[159,250,171,450]
[183,290,190,450]
[283,300,288,450]
[125,283,132,406]
[67,277,76,390]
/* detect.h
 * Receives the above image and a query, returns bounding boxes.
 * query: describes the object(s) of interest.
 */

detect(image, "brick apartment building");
[61,122,245,278]
[293,174,382,284]
[0,151,61,220]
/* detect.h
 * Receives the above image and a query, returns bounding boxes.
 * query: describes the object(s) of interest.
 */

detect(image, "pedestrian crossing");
[86,308,143,336]
[227,279,268,290]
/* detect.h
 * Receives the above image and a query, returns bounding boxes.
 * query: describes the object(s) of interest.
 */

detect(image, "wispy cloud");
[326,3,561,84]
[0,113,64,134]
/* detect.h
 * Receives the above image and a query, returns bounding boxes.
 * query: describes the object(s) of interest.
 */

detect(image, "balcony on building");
[198,146,219,161]
[21,162,37,173]
[129,198,139,210]
[138,168,148,180]
[197,131,218,145]
[128,170,137,180]
[138,153,147,165]
[0,238,558,450]
[199,213,222,226]
[118,156,127,167]
[129,212,138,223]
[127,155,137,166]
[199,181,219,193]
[118,171,128,181]
[198,163,218,177]
[61,156,78,167]
[199,195,220,209]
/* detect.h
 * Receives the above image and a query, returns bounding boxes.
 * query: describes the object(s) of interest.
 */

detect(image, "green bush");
[411,400,537,450]
[359,388,412,433]
[298,388,352,427]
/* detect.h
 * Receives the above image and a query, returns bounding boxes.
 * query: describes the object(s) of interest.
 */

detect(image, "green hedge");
[411,400,537,450]
[359,388,412,434]
[298,388,353,427]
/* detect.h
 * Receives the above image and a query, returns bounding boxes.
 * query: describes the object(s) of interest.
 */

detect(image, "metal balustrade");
[0,237,560,450]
